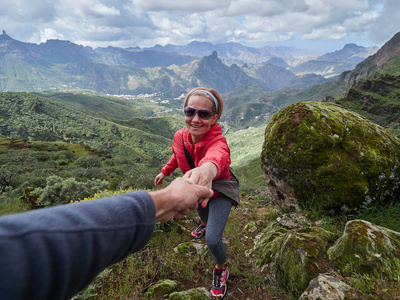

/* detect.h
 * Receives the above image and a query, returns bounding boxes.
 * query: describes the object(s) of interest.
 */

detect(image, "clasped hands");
[150,162,218,222]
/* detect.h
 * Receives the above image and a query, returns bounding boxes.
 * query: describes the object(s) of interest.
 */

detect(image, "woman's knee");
[205,234,222,250]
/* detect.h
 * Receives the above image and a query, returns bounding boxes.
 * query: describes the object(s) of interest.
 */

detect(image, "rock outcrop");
[328,219,400,279]
[250,222,337,297]
[261,101,400,212]
[249,216,400,298]
[300,273,359,299]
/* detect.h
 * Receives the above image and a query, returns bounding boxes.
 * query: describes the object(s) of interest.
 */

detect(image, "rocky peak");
[0,30,15,44]
[340,31,400,86]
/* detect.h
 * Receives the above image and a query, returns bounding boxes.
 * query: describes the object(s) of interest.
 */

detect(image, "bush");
[32,175,109,207]
[0,181,29,204]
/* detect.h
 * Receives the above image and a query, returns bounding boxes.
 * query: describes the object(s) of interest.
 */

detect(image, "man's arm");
[0,178,213,300]
[0,191,156,300]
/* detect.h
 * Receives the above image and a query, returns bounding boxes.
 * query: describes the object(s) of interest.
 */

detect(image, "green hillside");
[0,92,173,162]
[36,92,184,139]
[336,72,400,137]
[0,91,188,207]
[226,125,267,192]
[221,77,348,130]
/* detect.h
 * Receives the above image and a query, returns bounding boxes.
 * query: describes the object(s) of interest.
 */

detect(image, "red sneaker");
[191,224,206,239]
[210,267,229,298]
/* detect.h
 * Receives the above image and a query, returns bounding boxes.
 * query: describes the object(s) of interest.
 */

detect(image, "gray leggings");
[197,196,232,264]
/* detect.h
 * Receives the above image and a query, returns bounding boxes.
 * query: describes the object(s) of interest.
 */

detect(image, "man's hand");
[149,177,214,222]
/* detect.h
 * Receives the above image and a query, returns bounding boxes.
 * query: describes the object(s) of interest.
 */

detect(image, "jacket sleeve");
[199,137,231,180]
[0,191,156,300]
[161,129,184,176]
[161,153,179,176]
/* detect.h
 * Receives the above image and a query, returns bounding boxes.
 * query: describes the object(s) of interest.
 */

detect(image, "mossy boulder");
[327,219,400,279]
[261,101,400,212]
[145,279,181,298]
[169,287,209,299]
[252,221,337,297]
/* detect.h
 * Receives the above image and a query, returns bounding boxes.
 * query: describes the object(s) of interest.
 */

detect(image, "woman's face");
[185,95,218,144]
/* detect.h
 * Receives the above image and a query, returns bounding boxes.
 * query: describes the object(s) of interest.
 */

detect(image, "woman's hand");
[183,162,218,207]
[154,172,166,186]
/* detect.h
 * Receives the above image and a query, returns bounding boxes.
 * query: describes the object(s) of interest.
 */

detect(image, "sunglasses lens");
[198,110,212,120]
[184,107,196,117]
[184,107,213,120]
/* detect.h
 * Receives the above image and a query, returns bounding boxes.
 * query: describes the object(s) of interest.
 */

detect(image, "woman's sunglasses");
[184,107,214,120]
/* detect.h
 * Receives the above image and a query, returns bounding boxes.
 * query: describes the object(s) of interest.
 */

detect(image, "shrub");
[32,175,109,207]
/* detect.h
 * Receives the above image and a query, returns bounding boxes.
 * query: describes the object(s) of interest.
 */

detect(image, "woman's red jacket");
[161,123,232,184]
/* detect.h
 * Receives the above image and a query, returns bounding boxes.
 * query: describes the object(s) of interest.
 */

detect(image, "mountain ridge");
[0,30,377,95]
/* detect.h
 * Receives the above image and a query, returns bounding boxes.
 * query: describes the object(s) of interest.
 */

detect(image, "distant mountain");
[222,31,400,135]
[93,46,196,68]
[339,32,400,87]
[290,43,378,78]
[333,32,400,137]
[145,40,378,76]
[0,31,331,95]
[146,41,320,66]
[265,57,289,68]
[0,30,378,96]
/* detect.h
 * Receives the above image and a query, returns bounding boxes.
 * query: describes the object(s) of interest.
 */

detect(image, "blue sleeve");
[0,191,156,300]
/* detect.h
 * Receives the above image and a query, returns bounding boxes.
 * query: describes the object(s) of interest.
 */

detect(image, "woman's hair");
[183,87,224,121]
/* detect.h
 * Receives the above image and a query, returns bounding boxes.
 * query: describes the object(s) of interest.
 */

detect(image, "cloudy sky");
[0,0,398,52]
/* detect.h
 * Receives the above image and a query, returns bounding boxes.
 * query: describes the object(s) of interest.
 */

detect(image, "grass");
[350,200,400,232]
[348,273,400,300]
[70,189,289,299]
[3,184,400,299]
[0,199,30,216]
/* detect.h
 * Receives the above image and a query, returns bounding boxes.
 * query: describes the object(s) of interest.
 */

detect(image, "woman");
[154,87,235,298]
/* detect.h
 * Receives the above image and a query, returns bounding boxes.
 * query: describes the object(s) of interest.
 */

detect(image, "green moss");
[145,279,181,298]
[253,222,337,297]
[252,222,288,265]
[275,227,337,297]
[176,242,196,254]
[328,220,400,279]
[261,101,400,211]
[169,288,209,300]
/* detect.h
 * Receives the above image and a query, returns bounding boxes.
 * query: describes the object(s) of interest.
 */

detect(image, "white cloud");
[40,28,65,42]
[132,0,231,12]
[369,0,400,44]
[91,4,121,17]
[0,0,396,51]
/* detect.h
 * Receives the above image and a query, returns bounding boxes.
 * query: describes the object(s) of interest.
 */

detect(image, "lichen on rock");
[251,221,337,297]
[300,272,359,300]
[261,101,400,212]
[327,219,400,279]
[169,287,210,299]
[145,279,181,298]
